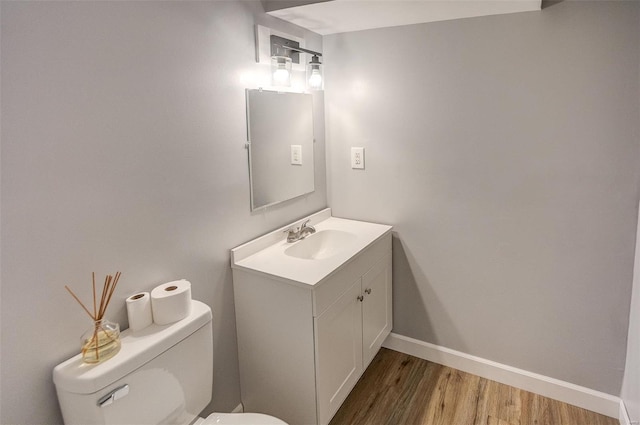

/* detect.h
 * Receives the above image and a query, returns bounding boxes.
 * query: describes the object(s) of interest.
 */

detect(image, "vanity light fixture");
[270,35,323,90]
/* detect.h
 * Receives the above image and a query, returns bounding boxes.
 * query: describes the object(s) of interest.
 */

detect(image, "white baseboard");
[383,333,621,420]
[620,399,632,425]
[231,403,244,414]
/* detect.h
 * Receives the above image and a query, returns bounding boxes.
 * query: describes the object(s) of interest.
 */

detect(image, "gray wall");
[622,202,640,422]
[0,2,325,424]
[324,1,640,395]
[621,9,640,421]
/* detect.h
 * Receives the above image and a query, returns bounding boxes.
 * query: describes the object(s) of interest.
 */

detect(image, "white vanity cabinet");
[231,210,392,425]
[314,252,392,425]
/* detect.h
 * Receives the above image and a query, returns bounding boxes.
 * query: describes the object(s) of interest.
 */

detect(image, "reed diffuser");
[65,272,122,364]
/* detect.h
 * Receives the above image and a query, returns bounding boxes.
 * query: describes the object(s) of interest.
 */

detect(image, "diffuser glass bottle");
[65,271,123,365]
[81,319,121,363]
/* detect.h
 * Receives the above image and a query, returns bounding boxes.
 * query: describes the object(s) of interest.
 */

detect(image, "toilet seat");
[201,412,288,425]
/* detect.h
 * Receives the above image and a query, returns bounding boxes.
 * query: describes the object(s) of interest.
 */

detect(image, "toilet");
[53,300,287,425]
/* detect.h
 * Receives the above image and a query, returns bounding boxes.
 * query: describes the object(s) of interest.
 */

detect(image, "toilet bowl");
[198,413,287,425]
[53,300,288,425]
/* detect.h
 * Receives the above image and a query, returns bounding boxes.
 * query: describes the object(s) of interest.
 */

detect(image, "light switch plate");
[351,147,365,169]
[291,145,302,165]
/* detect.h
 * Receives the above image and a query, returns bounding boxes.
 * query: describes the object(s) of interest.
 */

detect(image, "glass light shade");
[306,56,323,90]
[271,55,292,87]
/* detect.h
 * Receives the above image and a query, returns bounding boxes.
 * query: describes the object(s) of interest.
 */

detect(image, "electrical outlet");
[291,145,302,165]
[351,147,365,169]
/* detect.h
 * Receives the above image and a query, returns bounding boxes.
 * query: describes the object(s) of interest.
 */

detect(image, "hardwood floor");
[329,348,618,425]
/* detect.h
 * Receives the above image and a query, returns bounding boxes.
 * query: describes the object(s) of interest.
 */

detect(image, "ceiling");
[265,0,542,35]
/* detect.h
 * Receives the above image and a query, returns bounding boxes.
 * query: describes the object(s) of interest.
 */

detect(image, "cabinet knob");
[357,295,364,302]
[364,288,372,295]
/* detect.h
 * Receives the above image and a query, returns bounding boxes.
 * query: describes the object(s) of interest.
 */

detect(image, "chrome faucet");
[284,219,316,243]
[299,220,316,238]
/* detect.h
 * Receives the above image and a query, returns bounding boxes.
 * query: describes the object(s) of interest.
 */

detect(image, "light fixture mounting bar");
[270,34,301,64]
[277,44,322,57]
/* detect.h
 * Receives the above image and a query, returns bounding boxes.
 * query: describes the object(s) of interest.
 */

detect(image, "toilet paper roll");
[151,280,192,325]
[126,292,154,332]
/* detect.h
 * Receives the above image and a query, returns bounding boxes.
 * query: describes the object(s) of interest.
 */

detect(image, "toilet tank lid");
[53,300,212,395]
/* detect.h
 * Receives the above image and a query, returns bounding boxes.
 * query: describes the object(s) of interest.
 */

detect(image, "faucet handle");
[299,219,316,236]
[284,227,299,242]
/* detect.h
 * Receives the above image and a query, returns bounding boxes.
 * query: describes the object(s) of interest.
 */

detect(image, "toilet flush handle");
[97,384,129,407]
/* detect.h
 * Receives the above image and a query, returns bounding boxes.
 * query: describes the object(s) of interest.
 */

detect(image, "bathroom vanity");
[231,209,392,425]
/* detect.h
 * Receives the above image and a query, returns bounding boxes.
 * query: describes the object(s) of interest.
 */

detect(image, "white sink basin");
[231,209,392,286]
[284,230,357,260]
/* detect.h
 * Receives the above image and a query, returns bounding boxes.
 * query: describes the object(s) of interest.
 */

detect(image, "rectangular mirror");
[246,89,315,210]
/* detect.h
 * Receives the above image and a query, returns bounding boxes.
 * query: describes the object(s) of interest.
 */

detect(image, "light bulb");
[271,55,292,87]
[308,69,322,89]
[273,68,290,85]
[306,55,323,90]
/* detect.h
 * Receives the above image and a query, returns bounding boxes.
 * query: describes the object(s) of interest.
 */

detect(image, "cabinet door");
[314,279,363,425]
[362,254,393,368]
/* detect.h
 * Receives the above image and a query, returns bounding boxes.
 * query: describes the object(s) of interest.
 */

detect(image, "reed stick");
[98,274,110,320]
[101,272,120,318]
[94,324,99,361]
[92,272,97,321]
[64,285,95,320]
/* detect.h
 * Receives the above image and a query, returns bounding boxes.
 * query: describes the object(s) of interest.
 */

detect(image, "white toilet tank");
[53,300,213,425]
